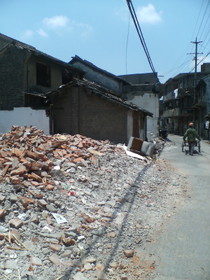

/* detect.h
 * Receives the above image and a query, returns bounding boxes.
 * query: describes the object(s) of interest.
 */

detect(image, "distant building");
[195,74,210,139]
[160,63,210,139]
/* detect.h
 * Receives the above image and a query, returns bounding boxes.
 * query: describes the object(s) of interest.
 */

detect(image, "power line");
[125,13,131,74]
[167,1,209,81]
[125,0,158,82]
[202,36,210,53]
[196,0,210,38]
[190,52,210,73]
[199,12,210,40]
[165,57,193,77]
[191,0,206,40]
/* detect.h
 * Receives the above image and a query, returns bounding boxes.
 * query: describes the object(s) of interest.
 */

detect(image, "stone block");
[141,141,155,157]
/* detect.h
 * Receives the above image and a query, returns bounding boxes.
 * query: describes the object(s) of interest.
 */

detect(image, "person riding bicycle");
[183,122,200,155]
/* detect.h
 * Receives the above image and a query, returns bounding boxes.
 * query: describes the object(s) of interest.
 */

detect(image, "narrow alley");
[143,135,210,280]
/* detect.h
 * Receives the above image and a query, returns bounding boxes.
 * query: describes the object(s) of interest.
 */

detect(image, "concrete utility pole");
[188,38,203,85]
[188,38,203,130]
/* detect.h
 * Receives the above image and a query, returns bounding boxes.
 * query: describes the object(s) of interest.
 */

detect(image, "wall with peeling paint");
[125,92,159,141]
[0,107,49,134]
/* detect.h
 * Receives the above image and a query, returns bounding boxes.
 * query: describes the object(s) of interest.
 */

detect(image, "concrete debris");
[127,136,164,158]
[0,126,188,280]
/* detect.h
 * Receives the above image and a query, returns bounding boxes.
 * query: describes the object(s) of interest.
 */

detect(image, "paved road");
[147,135,210,280]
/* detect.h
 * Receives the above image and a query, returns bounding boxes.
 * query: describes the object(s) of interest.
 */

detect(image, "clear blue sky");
[1,0,209,83]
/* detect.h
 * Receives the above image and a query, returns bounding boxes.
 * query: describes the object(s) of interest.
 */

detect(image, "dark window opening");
[36,63,51,87]
[62,69,73,84]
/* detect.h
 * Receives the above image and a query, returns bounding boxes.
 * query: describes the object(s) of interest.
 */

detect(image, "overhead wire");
[201,30,210,52]
[125,0,158,82]
[191,0,206,40]
[195,0,210,39]
[125,0,209,82]
[165,57,194,77]
[190,51,210,73]
[198,12,210,40]
[125,12,131,74]
[168,0,210,79]
[191,0,210,70]
[162,0,209,80]
[202,36,210,53]
[198,1,210,55]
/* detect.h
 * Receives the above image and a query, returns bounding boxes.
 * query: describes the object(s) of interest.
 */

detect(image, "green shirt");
[183,128,200,142]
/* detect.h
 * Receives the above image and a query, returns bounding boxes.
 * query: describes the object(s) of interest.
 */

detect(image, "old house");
[160,63,210,139]
[119,73,160,140]
[0,33,83,111]
[70,56,158,140]
[195,74,210,139]
[0,34,152,143]
[69,55,128,95]
[45,78,152,144]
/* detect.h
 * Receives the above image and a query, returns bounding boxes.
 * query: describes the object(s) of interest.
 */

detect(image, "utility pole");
[188,38,202,131]
[188,37,203,85]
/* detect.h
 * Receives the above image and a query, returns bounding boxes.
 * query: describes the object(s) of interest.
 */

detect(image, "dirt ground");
[0,128,190,280]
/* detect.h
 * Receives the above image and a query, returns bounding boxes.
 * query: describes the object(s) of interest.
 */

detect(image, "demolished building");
[0,33,153,144]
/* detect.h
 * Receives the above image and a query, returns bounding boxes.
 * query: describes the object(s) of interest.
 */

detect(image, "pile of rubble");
[0,126,187,280]
[0,126,114,186]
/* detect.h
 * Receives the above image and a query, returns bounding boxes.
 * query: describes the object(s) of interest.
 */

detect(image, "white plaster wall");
[129,93,159,140]
[0,107,49,134]
[127,110,133,142]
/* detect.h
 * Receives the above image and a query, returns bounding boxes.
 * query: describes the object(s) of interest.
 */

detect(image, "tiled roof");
[45,78,153,116]
[70,55,130,85]
[0,33,82,72]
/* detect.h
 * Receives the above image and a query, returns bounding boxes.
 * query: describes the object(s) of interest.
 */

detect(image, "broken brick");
[11,148,25,158]
[10,165,27,176]
[61,237,76,246]
[9,218,24,229]
[72,157,84,163]
[2,165,10,176]
[46,184,55,190]
[18,196,35,208]
[0,233,5,240]
[81,213,95,223]
[27,172,42,182]
[0,209,6,218]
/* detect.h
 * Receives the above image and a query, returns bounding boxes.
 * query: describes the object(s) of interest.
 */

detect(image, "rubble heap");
[0,126,187,280]
[0,126,113,187]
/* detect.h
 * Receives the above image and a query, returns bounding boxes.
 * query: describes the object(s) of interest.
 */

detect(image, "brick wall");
[0,45,27,110]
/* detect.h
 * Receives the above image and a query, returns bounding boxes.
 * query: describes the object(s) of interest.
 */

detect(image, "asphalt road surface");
[148,134,210,280]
